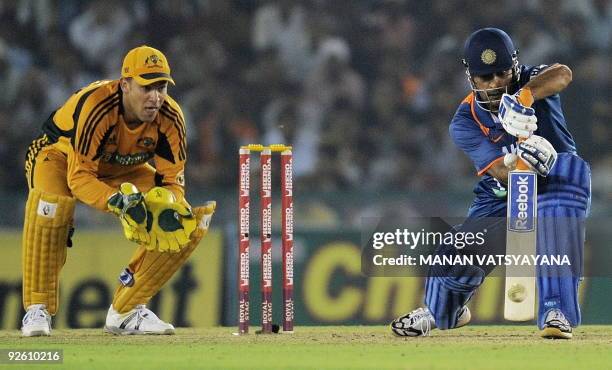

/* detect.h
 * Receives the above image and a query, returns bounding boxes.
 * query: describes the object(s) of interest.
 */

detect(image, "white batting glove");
[498,93,538,138]
[518,135,557,176]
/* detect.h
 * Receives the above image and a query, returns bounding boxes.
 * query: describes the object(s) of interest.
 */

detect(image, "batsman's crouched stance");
[21,45,216,337]
[391,28,590,340]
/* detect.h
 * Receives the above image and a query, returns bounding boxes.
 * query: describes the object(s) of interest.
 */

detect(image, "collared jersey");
[42,79,187,210]
[449,64,576,200]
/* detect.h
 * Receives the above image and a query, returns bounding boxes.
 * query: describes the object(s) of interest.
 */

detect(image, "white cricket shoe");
[391,306,471,337]
[104,305,175,335]
[540,309,572,339]
[21,304,52,337]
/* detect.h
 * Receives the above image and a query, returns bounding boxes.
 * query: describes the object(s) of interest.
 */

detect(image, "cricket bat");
[504,158,537,321]
[504,88,538,321]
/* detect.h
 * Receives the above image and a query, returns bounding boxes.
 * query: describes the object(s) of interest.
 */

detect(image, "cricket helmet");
[462,28,520,112]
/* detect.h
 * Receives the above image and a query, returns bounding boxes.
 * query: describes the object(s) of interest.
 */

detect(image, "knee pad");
[22,189,76,315]
[112,206,210,313]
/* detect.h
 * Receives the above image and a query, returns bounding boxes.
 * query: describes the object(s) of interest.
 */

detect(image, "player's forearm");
[487,160,510,185]
[523,64,572,100]
[68,169,117,210]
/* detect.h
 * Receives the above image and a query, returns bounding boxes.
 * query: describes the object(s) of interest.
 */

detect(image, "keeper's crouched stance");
[21,46,216,337]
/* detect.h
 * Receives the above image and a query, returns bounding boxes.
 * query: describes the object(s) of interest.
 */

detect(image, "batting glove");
[518,135,557,176]
[498,90,538,139]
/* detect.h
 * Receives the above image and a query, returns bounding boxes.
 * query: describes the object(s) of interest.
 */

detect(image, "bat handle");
[515,87,534,171]
[515,154,530,170]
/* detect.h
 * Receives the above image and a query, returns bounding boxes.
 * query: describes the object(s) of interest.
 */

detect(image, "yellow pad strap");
[112,205,212,313]
[22,189,76,315]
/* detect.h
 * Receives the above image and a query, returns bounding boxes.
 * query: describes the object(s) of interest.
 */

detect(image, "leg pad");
[112,206,211,313]
[22,189,76,315]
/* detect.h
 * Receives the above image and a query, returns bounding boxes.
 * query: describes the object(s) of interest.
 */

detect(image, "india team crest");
[481,49,496,65]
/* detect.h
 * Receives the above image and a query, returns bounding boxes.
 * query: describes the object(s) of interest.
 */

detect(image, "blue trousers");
[425,153,590,329]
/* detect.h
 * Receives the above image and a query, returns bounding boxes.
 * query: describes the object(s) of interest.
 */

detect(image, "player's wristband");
[516,87,534,107]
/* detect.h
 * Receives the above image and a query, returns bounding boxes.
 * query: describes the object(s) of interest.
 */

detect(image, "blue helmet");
[462,28,520,112]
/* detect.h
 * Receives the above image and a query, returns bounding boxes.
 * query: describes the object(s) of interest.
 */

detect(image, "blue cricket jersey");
[449,64,577,216]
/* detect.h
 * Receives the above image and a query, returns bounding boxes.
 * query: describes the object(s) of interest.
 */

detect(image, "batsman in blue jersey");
[391,28,591,339]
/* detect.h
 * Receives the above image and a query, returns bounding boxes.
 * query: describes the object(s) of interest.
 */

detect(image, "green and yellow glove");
[144,187,197,252]
[107,183,149,245]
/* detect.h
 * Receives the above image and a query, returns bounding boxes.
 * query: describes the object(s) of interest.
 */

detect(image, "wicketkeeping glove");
[498,89,538,139]
[518,134,557,176]
[107,183,150,245]
[144,187,197,252]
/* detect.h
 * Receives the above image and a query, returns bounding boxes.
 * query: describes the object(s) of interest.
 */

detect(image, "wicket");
[238,144,294,334]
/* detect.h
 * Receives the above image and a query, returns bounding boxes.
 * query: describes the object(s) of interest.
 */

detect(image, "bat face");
[508,173,537,233]
[504,170,537,321]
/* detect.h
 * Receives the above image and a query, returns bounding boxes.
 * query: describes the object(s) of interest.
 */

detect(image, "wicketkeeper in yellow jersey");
[21,45,216,336]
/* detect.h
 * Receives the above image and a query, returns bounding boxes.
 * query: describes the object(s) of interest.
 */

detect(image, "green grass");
[1,326,611,369]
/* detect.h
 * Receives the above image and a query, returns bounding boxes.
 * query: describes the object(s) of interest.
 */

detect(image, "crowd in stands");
[0,0,609,201]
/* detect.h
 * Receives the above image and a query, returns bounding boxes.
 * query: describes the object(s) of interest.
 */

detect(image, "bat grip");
[515,87,534,171]
[515,155,529,170]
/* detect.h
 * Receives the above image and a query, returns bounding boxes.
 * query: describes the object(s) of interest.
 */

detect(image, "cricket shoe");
[21,304,52,337]
[390,306,471,337]
[104,304,175,335]
[540,309,572,339]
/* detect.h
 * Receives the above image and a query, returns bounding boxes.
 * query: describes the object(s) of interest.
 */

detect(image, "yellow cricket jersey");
[42,79,187,210]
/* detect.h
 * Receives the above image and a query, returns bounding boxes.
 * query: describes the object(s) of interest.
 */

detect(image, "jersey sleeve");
[156,99,187,202]
[449,110,505,176]
[64,83,121,210]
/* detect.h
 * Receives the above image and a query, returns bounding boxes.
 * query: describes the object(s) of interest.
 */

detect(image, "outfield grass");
[1,326,611,369]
